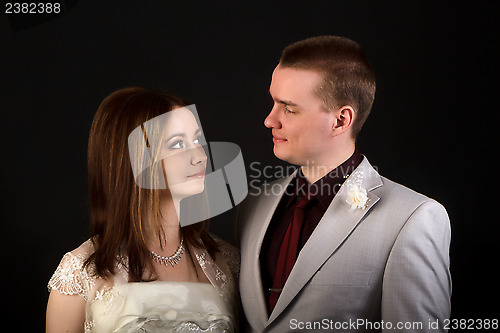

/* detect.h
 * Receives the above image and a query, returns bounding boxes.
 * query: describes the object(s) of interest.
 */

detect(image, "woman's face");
[160,107,207,199]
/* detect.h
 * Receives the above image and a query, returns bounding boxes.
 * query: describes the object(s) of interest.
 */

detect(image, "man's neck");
[300,144,356,184]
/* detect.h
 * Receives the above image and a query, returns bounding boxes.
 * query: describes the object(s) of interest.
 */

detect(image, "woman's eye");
[193,137,203,145]
[170,140,184,149]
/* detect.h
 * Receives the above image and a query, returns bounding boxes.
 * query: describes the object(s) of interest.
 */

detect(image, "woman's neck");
[148,195,182,252]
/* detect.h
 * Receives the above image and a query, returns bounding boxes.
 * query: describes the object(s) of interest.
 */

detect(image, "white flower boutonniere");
[346,184,369,210]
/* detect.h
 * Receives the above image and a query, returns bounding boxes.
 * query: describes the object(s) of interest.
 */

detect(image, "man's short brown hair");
[279,35,376,138]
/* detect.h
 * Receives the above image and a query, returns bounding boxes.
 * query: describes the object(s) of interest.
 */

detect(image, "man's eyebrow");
[269,90,298,107]
[276,99,298,107]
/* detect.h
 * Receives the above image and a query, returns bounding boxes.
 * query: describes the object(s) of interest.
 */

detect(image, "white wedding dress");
[48,238,239,332]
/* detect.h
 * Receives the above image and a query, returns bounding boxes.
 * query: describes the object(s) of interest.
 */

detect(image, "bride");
[46,87,239,332]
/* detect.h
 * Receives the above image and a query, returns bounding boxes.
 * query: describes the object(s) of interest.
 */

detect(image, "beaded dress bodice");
[48,238,239,332]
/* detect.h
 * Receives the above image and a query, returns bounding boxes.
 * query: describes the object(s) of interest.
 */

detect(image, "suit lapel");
[245,171,297,329]
[267,157,383,324]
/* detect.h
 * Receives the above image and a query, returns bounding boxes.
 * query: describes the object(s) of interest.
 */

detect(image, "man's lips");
[187,170,206,178]
[272,135,287,143]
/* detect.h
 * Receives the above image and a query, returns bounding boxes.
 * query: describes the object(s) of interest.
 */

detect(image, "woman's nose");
[190,145,207,165]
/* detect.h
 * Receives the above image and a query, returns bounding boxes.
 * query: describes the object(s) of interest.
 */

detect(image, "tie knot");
[295,194,315,210]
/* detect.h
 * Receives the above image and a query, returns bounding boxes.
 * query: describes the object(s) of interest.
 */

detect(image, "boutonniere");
[344,171,369,211]
[346,184,369,210]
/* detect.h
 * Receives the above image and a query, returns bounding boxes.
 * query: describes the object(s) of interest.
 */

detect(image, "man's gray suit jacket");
[237,157,451,332]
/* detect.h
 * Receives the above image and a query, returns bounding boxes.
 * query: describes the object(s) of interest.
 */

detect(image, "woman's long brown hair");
[84,87,218,281]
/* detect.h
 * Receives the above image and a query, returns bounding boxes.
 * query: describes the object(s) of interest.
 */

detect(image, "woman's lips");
[188,170,206,178]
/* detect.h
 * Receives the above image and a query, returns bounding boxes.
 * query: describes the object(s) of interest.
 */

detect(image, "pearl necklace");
[150,237,184,267]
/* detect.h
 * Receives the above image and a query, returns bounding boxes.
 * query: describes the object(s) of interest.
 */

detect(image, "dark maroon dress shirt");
[259,149,363,307]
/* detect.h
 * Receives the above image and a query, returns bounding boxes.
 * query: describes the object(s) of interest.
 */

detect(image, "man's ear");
[332,105,355,136]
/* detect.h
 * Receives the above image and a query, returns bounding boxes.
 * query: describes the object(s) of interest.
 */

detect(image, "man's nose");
[264,105,281,129]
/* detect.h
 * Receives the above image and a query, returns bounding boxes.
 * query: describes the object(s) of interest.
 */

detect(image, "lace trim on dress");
[118,315,232,332]
[47,252,96,301]
[220,243,240,279]
[192,242,239,306]
[194,250,230,302]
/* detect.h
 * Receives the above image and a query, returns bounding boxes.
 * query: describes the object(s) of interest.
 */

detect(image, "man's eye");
[284,105,294,114]
[170,140,184,149]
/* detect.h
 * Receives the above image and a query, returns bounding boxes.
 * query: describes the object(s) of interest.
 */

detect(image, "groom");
[237,36,451,332]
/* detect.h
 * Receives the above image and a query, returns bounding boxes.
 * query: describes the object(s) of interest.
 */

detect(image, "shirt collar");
[288,149,363,209]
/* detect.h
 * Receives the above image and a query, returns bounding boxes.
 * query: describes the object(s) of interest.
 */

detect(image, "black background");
[1,0,498,331]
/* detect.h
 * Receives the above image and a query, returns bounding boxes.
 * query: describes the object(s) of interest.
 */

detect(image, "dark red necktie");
[269,194,315,313]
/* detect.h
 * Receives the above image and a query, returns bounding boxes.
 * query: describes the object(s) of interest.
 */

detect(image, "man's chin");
[273,147,297,165]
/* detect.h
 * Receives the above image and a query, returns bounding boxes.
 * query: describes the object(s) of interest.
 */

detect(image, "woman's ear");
[332,105,355,136]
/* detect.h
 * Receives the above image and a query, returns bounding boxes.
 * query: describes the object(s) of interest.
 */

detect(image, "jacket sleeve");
[382,200,452,332]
